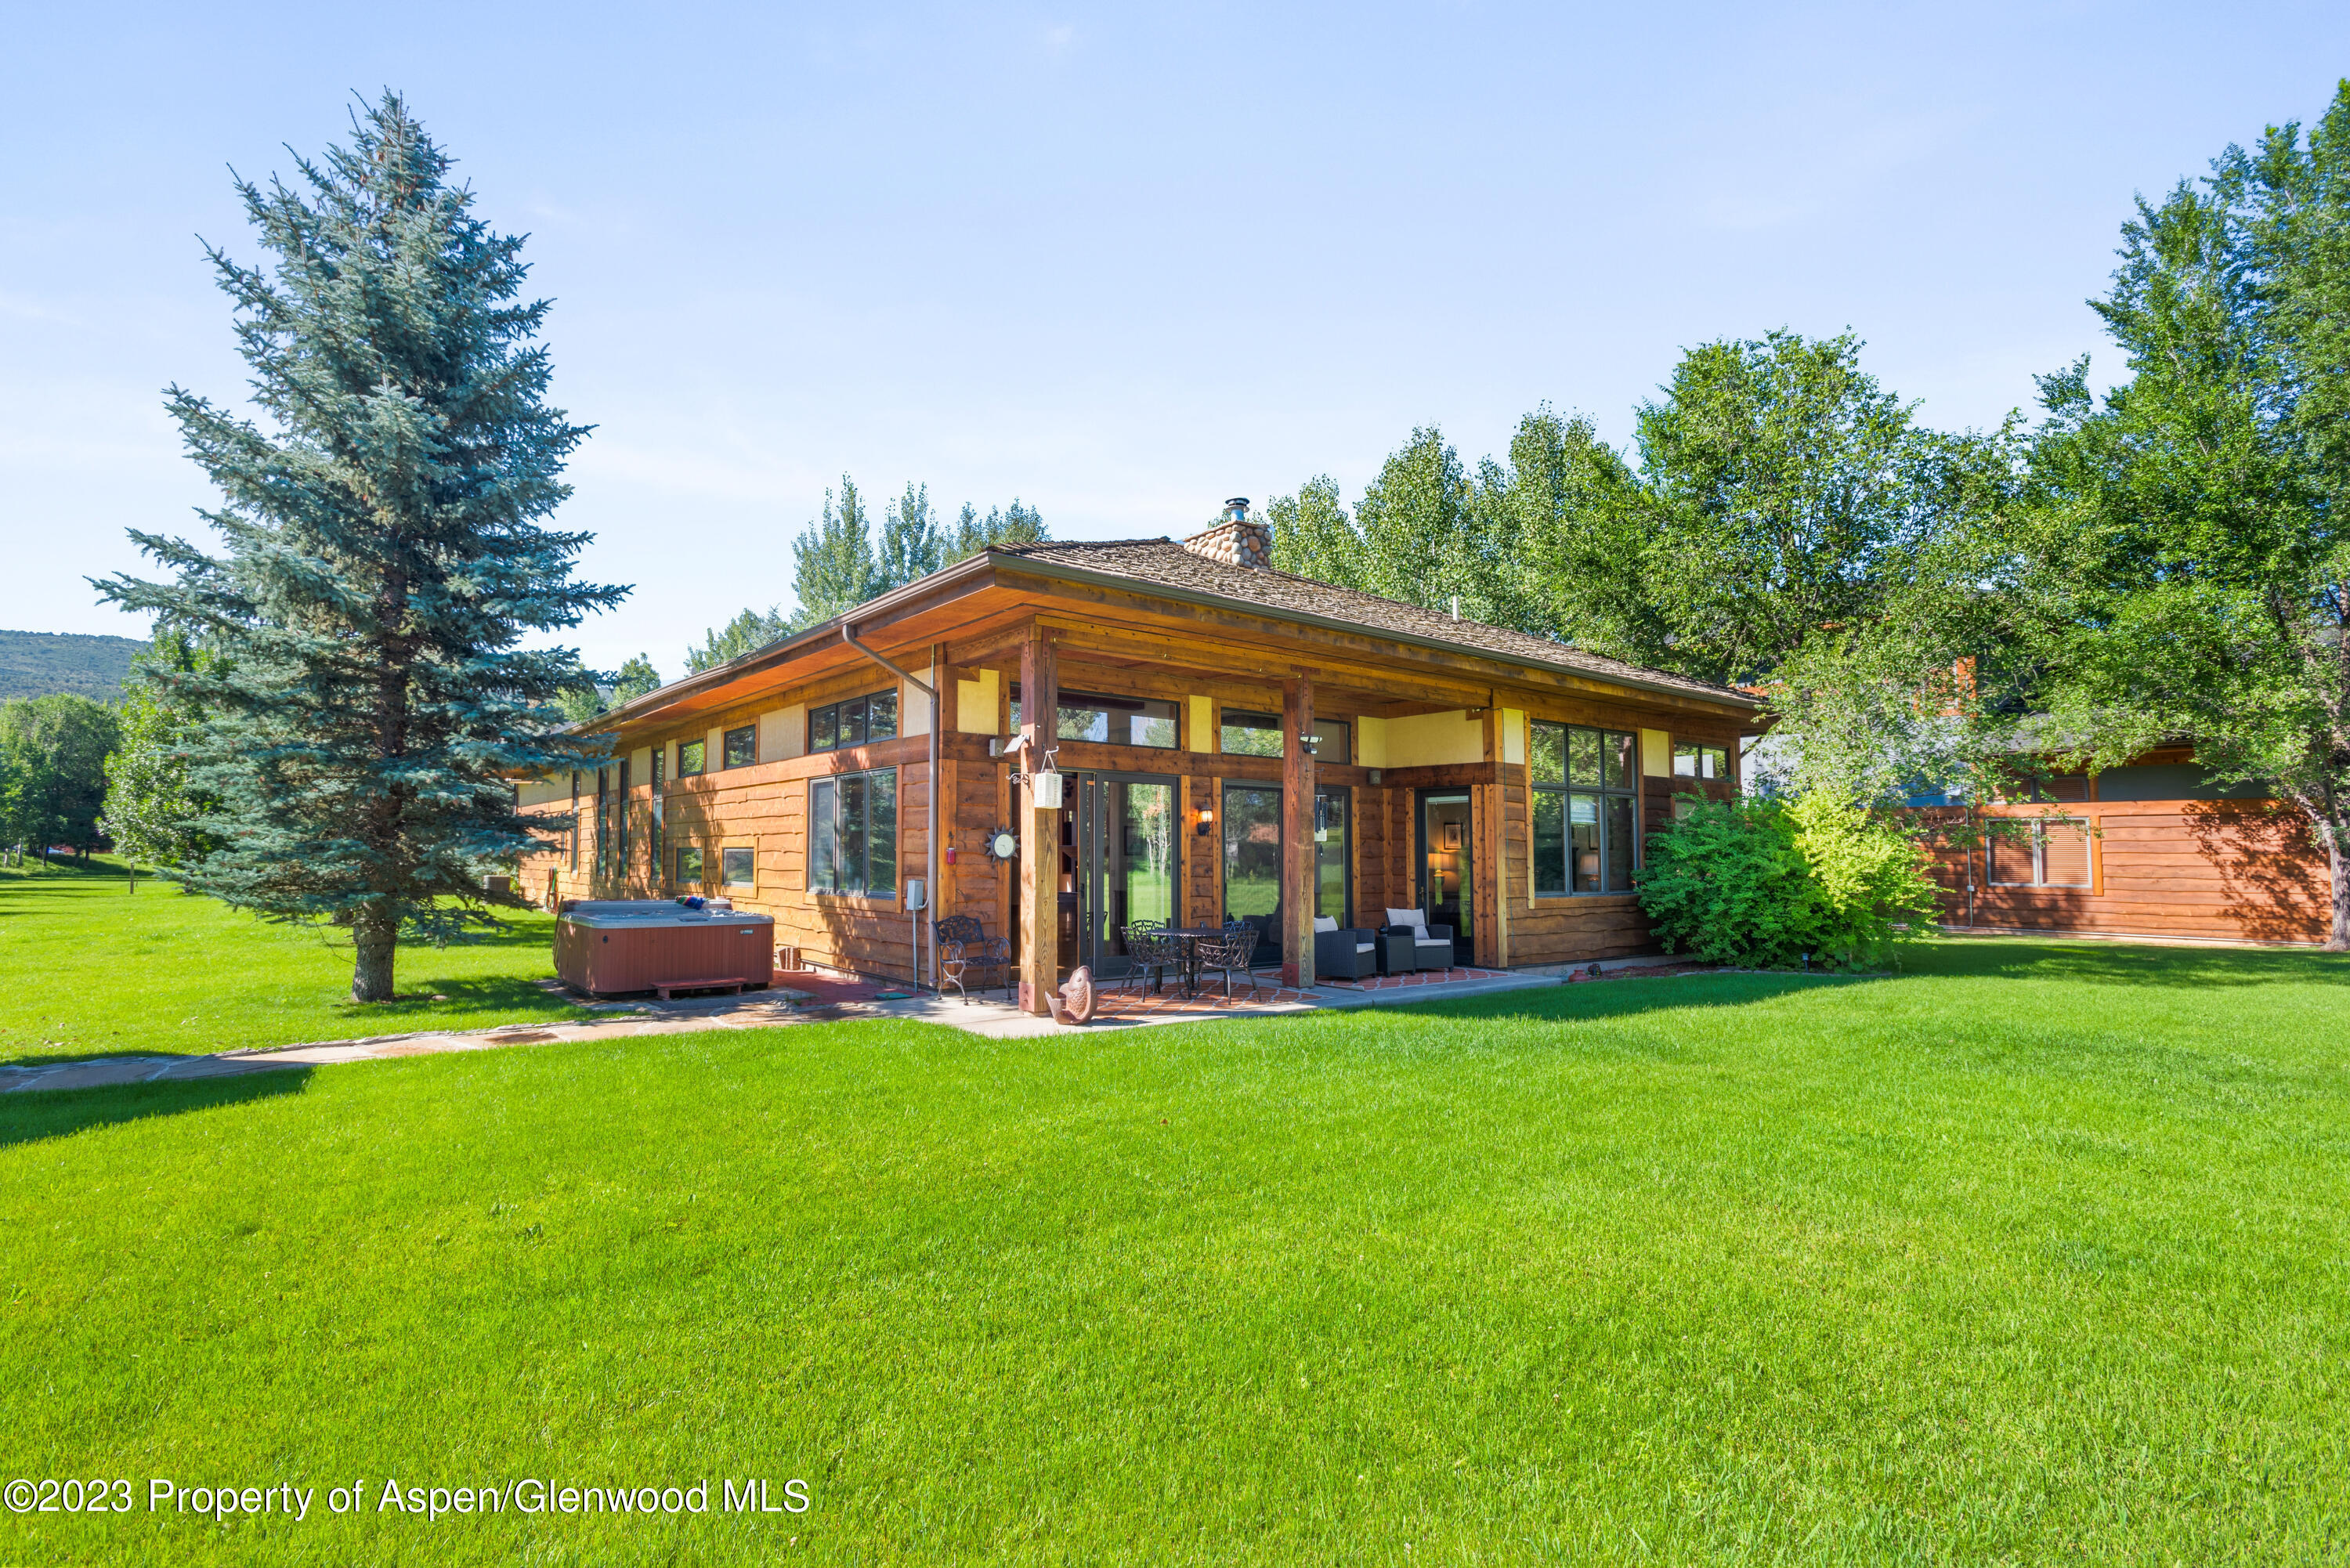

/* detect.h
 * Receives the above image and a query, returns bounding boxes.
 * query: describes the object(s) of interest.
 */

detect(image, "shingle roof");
[995,537,1757,707]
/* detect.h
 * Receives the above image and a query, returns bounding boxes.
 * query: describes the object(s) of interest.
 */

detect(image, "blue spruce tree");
[95,95,625,1002]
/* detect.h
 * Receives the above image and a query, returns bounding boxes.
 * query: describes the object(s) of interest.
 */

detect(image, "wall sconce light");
[1300,732,1321,756]
[1196,807,1215,836]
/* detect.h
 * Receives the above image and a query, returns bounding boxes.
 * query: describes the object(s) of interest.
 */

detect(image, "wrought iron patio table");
[1159,927,1242,998]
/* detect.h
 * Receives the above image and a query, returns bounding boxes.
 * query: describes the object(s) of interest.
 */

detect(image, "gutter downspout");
[844,623,940,994]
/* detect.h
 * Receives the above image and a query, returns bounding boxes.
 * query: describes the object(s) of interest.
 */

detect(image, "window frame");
[1528,721,1641,897]
[1672,741,1730,781]
[1219,708,1284,757]
[722,724,757,769]
[808,767,899,898]
[720,846,756,888]
[1987,817,2092,889]
[808,690,899,754]
[674,844,705,887]
[678,739,706,777]
[1008,684,1180,750]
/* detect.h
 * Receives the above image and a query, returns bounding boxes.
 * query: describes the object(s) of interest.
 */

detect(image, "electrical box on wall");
[1031,771,1065,809]
[906,877,927,910]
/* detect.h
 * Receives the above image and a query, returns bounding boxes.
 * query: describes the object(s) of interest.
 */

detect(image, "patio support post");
[1282,673,1316,988]
[1018,624,1060,1013]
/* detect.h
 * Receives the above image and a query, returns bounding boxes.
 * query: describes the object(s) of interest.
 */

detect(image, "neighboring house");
[1919,746,2330,944]
[519,505,1762,1010]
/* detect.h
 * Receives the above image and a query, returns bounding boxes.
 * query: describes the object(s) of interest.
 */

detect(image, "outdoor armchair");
[1381,907,1456,972]
[1311,915,1379,981]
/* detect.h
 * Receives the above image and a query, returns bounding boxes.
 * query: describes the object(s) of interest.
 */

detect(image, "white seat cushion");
[1415,936,1452,947]
[1386,907,1429,931]
[1313,915,1339,933]
[1355,941,1375,953]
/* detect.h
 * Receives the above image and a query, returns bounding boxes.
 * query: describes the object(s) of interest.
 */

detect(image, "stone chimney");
[1180,497,1271,570]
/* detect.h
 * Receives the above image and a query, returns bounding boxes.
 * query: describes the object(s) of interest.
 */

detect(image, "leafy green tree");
[102,629,222,872]
[551,653,661,722]
[1265,476,1361,588]
[611,654,660,705]
[684,609,791,675]
[788,478,883,630]
[1267,412,1631,641]
[93,95,624,1000]
[1992,85,2350,946]
[880,482,946,586]
[952,498,1048,557]
[0,695,121,864]
[1603,331,1972,685]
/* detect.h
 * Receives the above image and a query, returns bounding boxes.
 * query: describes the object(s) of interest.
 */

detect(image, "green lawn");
[3,901,2348,1562]
[0,857,588,1063]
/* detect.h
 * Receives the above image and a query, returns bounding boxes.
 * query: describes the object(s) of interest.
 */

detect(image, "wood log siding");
[1924,800,2329,945]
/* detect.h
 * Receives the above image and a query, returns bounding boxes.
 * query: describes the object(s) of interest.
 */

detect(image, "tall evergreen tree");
[94,94,624,1000]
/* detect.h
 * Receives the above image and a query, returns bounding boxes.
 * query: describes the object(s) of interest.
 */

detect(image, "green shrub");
[1639,793,1940,970]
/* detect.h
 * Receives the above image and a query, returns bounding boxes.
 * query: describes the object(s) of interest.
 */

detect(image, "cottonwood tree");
[102,629,222,873]
[691,488,1052,670]
[1996,85,2350,947]
[96,95,624,999]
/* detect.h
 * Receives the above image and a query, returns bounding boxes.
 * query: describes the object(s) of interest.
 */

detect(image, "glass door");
[1221,782,1282,966]
[1079,773,1179,977]
[1314,787,1349,927]
[1418,791,1472,948]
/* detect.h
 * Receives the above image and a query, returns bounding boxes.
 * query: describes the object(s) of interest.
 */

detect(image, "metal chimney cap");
[1224,497,1249,519]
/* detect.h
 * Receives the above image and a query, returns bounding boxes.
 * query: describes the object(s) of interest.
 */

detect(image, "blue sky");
[6,2,2348,676]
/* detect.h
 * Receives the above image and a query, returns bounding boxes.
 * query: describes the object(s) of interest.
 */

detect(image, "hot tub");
[554,900,776,996]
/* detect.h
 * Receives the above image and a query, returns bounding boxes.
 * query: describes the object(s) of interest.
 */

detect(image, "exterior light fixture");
[1196,807,1215,836]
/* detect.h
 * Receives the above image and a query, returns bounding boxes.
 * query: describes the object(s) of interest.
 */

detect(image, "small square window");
[721,847,754,887]
[678,739,706,777]
[723,724,757,768]
[866,690,898,742]
[811,704,839,753]
[675,845,704,884]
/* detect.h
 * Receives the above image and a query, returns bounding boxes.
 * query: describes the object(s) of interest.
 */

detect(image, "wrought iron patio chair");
[1120,925,1180,995]
[935,915,1012,1004]
[1195,924,1262,1001]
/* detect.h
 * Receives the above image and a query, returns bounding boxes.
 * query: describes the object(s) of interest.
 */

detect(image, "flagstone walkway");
[2,957,1688,1095]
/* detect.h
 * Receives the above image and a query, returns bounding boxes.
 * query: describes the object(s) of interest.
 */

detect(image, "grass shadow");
[0,1068,312,1150]
[1916,938,2350,990]
[320,974,581,1029]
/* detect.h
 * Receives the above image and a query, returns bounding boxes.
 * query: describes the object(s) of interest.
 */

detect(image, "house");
[519,503,1763,1010]
[1918,746,2333,945]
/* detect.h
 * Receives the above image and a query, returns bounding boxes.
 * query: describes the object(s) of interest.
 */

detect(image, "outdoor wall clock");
[986,826,1018,862]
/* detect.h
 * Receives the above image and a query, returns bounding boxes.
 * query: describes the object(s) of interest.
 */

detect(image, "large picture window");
[1988,818,2091,887]
[1010,685,1179,748]
[1530,722,1639,894]
[809,768,898,897]
[810,691,898,753]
